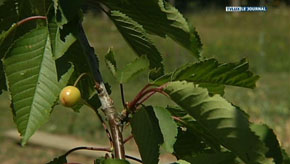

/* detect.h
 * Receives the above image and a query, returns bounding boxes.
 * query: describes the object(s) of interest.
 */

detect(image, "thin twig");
[123,135,134,144]
[125,155,142,163]
[73,73,88,86]
[64,146,111,157]
[84,101,113,148]
[120,84,127,109]
[63,146,142,163]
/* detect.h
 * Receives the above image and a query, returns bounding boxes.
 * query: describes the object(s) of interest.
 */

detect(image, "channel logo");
[226,6,268,12]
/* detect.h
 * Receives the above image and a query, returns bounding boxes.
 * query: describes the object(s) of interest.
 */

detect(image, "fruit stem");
[73,73,88,86]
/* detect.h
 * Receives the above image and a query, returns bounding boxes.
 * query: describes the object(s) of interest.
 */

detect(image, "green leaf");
[182,152,237,164]
[153,58,259,95]
[116,56,149,83]
[109,10,163,80]
[251,124,283,164]
[152,106,178,153]
[130,106,163,164]
[165,81,269,164]
[282,149,290,164]
[47,155,67,164]
[3,27,72,145]
[53,0,83,27]
[173,128,207,159]
[105,47,117,76]
[48,9,77,59]
[101,0,202,58]
[56,41,96,110]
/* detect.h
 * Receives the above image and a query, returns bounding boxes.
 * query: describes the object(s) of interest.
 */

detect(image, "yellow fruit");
[59,86,81,107]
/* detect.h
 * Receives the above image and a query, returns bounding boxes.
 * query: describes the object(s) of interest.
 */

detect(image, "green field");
[0,7,289,163]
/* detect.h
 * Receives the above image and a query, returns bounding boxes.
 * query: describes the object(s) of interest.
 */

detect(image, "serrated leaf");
[182,152,237,164]
[3,27,70,145]
[47,155,67,164]
[130,106,163,164]
[173,128,207,159]
[153,106,178,153]
[165,81,269,164]
[153,58,259,95]
[105,47,117,76]
[251,124,283,164]
[101,0,202,58]
[48,9,77,59]
[116,56,149,83]
[53,0,83,27]
[109,10,163,80]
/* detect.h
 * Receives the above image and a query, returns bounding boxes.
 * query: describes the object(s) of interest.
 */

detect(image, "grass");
[0,6,290,163]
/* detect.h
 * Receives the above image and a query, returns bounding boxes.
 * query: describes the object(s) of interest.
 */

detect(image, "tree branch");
[77,24,125,159]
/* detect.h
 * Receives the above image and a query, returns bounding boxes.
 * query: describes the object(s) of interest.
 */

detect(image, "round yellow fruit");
[59,86,81,107]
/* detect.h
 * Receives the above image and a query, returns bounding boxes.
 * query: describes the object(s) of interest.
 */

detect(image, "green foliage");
[3,27,73,145]
[251,124,283,164]
[100,0,202,58]
[152,106,178,153]
[165,81,270,163]
[46,155,67,164]
[182,152,237,164]
[130,106,163,164]
[109,10,163,80]
[105,48,150,83]
[0,0,288,163]
[105,48,117,76]
[153,58,259,95]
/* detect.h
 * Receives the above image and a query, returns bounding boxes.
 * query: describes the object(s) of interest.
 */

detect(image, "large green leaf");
[152,106,178,153]
[130,106,163,164]
[182,152,237,164]
[100,0,202,58]
[165,81,270,164]
[251,124,283,164]
[109,10,163,80]
[3,27,73,145]
[153,58,259,95]
[116,56,149,83]
[173,128,207,159]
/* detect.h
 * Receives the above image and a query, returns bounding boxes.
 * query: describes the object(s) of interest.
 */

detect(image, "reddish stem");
[128,87,167,109]
[16,16,47,26]
[123,135,134,144]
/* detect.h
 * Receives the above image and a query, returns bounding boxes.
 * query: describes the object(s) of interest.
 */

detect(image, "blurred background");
[0,0,289,163]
